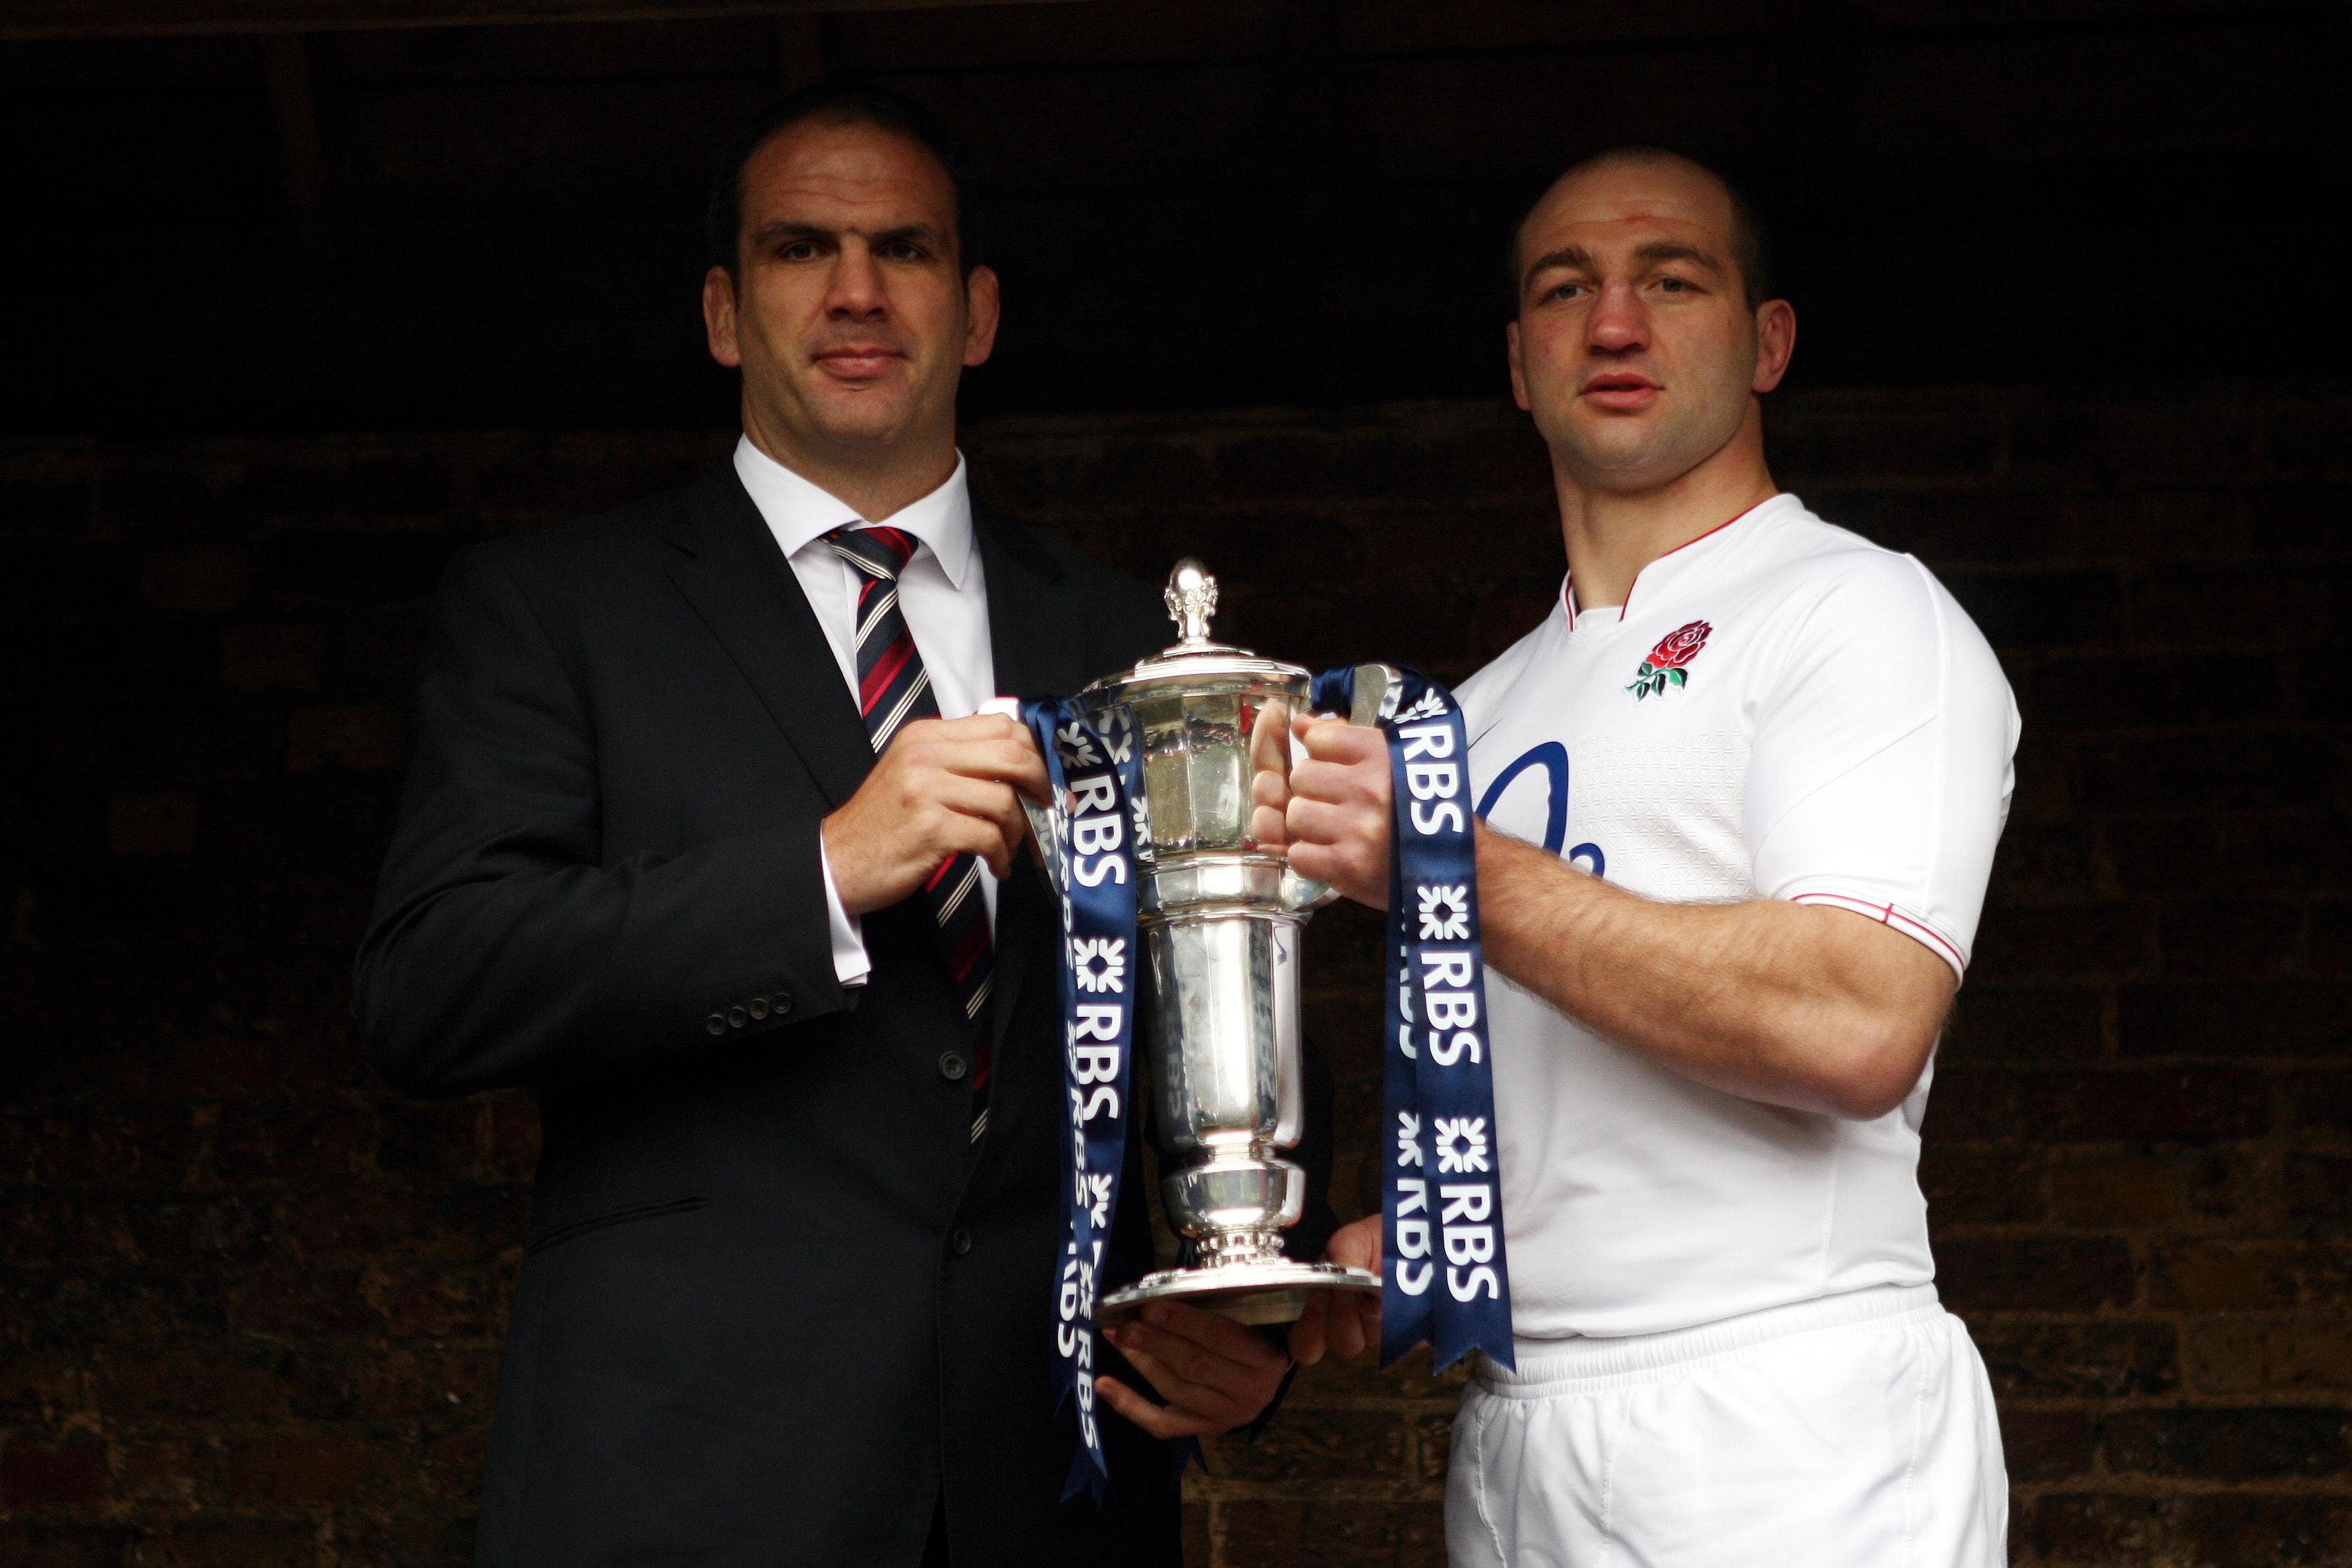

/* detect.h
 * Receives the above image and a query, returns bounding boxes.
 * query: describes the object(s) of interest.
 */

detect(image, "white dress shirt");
[732,434,997,989]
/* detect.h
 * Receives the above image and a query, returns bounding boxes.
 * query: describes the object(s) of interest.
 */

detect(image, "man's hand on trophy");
[1287,1215,1382,1366]
[1096,1303,1293,1439]
[821,713,1049,915]
[1249,758,1292,850]
[1283,717,1393,909]
[1246,697,1294,850]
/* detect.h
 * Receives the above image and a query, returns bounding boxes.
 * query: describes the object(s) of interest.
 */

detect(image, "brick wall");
[4,384,2348,1565]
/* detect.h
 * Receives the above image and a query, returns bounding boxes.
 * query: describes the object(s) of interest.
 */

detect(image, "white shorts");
[1446,1284,2007,1568]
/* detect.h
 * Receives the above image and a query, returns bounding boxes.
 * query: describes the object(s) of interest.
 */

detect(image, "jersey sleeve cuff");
[1784,887,1970,981]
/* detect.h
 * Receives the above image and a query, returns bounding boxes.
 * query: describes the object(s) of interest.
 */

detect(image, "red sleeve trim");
[1789,891,1968,972]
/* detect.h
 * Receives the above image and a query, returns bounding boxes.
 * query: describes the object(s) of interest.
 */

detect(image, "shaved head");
[1513,147,1773,310]
[1502,143,1797,502]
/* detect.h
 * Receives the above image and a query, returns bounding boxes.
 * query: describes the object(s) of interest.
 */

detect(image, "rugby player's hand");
[1289,1215,1382,1366]
[1097,1302,1291,1438]
[1247,697,1297,850]
[1283,716,1392,909]
[822,713,1047,915]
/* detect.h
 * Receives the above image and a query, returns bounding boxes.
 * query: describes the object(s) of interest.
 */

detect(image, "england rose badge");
[1627,620,1713,699]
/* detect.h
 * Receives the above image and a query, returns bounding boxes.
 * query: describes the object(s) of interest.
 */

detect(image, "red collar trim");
[1619,494,1776,618]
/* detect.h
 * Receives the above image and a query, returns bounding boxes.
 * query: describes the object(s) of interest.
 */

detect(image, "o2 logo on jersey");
[1475,741,1604,877]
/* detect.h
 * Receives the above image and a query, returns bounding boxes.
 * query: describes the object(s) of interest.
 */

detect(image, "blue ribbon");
[1019,697,1146,1499]
[1310,666,1515,1374]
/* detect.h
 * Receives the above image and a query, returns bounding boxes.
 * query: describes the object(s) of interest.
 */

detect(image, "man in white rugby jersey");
[1278,147,2020,1566]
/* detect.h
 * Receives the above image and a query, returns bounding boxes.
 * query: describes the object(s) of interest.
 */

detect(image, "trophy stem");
[1191,1227,1289,1268]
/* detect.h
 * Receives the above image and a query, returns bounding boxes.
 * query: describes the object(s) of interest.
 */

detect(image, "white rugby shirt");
[1457,492,2019,1341]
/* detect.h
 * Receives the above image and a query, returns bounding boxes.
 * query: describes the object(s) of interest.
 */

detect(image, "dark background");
[4,3,2350,1565]
[5,0,2349,431]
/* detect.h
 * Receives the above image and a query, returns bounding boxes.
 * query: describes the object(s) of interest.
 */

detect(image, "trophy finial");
[1164,558,1218,644]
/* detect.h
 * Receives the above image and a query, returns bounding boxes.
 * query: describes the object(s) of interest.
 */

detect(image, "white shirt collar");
[732,434,977,590]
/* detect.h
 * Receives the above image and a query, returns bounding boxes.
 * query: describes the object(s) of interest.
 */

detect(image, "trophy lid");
[1082,558,1314,700]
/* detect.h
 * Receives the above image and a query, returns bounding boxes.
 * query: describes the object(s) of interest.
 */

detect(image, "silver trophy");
[1024,560,1383,1327]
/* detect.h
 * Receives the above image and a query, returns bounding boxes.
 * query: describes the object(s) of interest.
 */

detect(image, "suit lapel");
[976,502,1092,719]
[974,505,1095,1059]
[663,464,875,809]
[667,476,1088,1082]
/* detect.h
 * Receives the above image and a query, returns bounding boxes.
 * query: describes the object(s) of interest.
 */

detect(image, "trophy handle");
[1276,662,1404,914]
[1019,796,1065,896]
[978,697,1068,896]
[1346,661,1404,726]
[1278,867,1339,912]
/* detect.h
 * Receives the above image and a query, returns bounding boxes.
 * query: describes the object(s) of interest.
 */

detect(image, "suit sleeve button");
[772,990,794,1016]
[705,1013,728,1036]
[937,1050,968,1082]
[949,1227,973,1256]
[727,1006,748,1029]
[748,997,770,1021]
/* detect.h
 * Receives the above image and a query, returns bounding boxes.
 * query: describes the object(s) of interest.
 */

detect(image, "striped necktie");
[826,525,994,1131]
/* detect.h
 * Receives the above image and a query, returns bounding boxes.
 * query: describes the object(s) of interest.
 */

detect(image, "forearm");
[1476,825,1952,1118]
[355,819,850,1099]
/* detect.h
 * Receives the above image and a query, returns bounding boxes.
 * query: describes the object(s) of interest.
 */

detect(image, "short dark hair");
[705,80,987,279]
[1510,146,1774,312]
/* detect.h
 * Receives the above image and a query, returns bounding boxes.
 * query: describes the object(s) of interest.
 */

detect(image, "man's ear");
[962,265,1001,368]
[1751,298,1796,394]
[703,266,743,369]
[1506,319,1531,413]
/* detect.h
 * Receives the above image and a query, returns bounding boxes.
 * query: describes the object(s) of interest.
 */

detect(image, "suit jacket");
[354,462,1337,1567]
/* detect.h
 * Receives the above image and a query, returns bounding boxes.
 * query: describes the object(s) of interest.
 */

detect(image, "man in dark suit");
[355,84,1329,1567]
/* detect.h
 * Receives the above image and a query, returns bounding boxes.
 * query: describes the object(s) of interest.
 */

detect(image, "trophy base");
[1099,1260,1380,1328]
